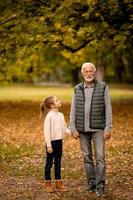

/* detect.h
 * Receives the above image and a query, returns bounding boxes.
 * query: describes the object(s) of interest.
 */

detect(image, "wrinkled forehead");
[81,63,96,72]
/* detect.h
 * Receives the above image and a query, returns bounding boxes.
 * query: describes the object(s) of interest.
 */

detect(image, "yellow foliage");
[54,22,62,29]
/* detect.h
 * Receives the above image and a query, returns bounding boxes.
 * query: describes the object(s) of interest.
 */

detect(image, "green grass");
[0,84,132,102]
[110,88,133,100]
[0,143,35,161]
[0,85,73,102]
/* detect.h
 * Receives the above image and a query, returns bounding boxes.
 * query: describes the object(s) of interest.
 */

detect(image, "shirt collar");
[84,82,94,89]
[50,109,58,112]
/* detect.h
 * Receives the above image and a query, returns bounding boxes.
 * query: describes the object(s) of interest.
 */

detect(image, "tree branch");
[0,14,17,25]
[43,32,94,53]
[57,38,92,53]
[34,0,51,7]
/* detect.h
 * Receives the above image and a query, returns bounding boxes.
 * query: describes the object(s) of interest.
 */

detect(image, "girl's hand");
[47,146,53,153]
[65,128,71,135]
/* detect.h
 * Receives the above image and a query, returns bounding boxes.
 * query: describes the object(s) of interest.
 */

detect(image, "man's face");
[81,65,96,83]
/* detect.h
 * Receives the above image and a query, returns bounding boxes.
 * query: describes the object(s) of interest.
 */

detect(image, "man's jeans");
[79,131,105,188]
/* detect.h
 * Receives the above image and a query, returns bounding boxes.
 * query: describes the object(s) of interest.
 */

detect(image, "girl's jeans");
[79,131,105,188]
[45,139,62,180]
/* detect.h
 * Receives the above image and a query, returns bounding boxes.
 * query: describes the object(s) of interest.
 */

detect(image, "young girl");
[40,96,70,192]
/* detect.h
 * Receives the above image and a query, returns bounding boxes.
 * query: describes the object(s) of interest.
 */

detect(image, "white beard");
[84,75,94,82]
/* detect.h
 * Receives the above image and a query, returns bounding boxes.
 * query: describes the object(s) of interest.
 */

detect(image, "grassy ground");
[0,84,133,101]
[0,85,132,200]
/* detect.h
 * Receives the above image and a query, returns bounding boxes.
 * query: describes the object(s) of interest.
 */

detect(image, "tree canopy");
[0,0,132,84]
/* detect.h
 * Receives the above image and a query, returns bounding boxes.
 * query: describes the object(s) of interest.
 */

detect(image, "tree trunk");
[114,52,125,83]
[96,65,105,81]
[95,49,105,81]
[71,68,79,85]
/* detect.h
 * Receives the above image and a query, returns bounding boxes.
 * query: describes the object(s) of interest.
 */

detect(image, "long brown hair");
[40,96,54,119]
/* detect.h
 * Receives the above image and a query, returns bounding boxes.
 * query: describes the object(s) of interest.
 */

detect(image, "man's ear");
[81,71,84,77]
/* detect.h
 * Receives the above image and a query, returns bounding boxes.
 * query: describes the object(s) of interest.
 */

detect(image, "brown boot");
[43,180,54,192]
[55,180,68,192]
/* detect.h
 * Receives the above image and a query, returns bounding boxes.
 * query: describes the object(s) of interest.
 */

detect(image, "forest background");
[0,1,133,200]
[0,0,132,85]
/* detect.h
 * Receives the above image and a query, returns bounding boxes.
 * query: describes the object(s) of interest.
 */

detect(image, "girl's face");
[52,96,61,108]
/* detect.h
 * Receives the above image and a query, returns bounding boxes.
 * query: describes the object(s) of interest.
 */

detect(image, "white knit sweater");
[44,110,70,147]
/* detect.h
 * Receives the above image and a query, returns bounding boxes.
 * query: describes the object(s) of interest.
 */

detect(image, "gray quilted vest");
[74,80,106,132]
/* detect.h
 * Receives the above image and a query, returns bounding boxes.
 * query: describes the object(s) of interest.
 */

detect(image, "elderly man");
[70,62,112,197]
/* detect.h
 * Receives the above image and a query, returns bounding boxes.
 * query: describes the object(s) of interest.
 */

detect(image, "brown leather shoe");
[55,180,68,192]
[43,180,55,193]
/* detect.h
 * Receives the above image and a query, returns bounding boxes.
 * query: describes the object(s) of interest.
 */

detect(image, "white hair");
[81,62,96,73]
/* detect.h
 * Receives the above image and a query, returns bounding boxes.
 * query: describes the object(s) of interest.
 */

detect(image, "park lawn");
[0,84,133,102]
[0,85,73,102]
[0,84,132,199]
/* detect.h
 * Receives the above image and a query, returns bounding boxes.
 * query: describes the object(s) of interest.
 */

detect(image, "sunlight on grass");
[0,84,132,102]
[110,88,133,100]
[0,85,73,102]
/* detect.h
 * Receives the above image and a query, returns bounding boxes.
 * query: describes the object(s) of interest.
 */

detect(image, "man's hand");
[47,146,53,153]
[104,131,111,141]
[72,130,80,139]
